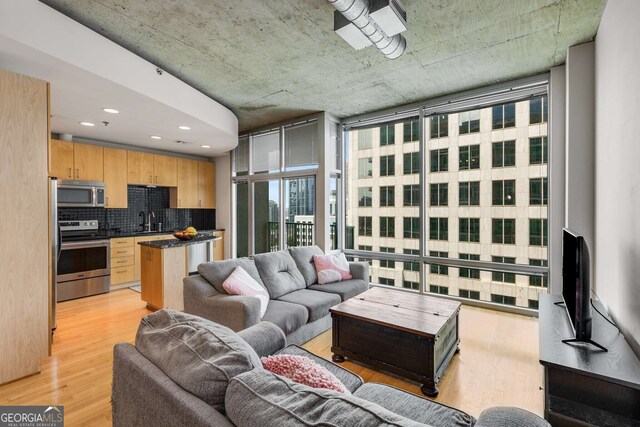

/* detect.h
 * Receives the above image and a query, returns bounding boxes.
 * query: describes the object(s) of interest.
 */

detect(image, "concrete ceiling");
[41,0,607,132]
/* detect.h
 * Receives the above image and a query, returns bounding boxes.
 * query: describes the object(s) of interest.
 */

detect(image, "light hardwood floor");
[0,289,544,425]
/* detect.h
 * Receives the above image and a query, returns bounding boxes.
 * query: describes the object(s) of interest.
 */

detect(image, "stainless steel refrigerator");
[50,177,60,334]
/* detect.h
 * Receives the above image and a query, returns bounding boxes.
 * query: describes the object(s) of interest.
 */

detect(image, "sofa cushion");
[253,250,306,299]
[261,300,309,335]
[198,258,265,295]
[225,369,429,427]
[276,289,341,322]
[261,354,350,394]
[222,266,270,318]
[288,245,324,287]
[308,278,369,301]
[135,309,262,412]
[353,383,476,426]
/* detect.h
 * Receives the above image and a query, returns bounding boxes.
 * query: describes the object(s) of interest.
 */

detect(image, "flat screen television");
[562,228,592,341]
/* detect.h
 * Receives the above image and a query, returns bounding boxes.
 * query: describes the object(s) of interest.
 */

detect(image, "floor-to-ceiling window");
[233,120,318,256]
[342,76,549,312]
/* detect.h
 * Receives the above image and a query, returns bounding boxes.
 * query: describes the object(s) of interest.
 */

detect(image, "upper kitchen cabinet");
[49,139,74,179]
[73,143,104,181]
[127,151,177,187]
[198,161,216,208]
[103,147,128,208]
[153,154,177,187]
[172,158,198,208]
[49,140,103,181]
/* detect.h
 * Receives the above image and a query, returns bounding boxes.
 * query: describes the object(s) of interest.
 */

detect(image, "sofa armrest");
[476,407,550,427]
[183,274,261,332]
[238,322,286,357]
[348,261,369,282]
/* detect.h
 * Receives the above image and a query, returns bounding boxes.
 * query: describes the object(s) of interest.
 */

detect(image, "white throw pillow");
[313,253,353,285]
[222,266,269,318]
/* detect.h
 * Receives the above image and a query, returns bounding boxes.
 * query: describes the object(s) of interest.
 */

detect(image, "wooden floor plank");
[0,289,544,425]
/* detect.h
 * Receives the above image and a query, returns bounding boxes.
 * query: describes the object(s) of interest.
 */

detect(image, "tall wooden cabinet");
[0,69,49,384]
[103,147,128,208]
[198,161,216,208]
[174,158,199,208]
[49,139,74,179]
[127,152,177,186]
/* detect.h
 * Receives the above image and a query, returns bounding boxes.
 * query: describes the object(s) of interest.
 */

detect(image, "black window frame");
[403,184,420,207]
[492,140,516,168]
[358,216,372,236]
[492,218,516,244]
[403,152,419,174]
[429,183,448,207]
[380,185,395,207]
[379,216,395,238]
[492,179,516,206]
[459,181,480,206]
[459,218,480,243]
[357,186,372,207]
[403,217,420,239]
[459,144,480,170]
[380,154,395,177]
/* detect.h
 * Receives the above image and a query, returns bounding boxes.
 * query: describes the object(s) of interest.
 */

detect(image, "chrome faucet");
[144,210,155,232]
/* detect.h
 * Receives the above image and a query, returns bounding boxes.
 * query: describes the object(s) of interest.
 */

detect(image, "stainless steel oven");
[57,221,110,302]
[57,180,105,207]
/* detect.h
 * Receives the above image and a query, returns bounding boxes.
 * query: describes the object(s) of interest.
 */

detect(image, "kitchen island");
[139,234,221,311]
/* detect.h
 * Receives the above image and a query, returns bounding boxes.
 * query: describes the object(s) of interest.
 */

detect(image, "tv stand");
[539,294,640,426]
[561,337,608,352]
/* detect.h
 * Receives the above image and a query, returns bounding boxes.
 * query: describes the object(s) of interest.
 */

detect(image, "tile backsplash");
[59,186,215,233]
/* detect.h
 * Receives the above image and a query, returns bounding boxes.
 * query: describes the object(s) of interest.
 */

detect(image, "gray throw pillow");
[288,245,324,286]
[198,258,265,294]
[253,250,306,299]
[135,309,262,412]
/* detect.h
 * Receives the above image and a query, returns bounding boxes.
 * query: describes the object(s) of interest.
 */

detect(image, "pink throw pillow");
[222,266,269,318]
[313,253,352,284]
[262,354,350,394]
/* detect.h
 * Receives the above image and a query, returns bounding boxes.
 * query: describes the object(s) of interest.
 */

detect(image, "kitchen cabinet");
[173,158,199,208]
[140,246,185,311]
[103,148,128,208]
[127,151,177,186]
[213,230,224,260]
[110,237,135,286]
[134,234,175,281]
[198,161,216,208]
[73,143,104,181]
[49,139,74,179]
[153,154,178,186]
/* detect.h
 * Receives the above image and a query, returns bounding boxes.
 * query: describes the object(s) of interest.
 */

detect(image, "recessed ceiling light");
[178,125,191,130]
[79,122,95,127]
[201,145,211,149]
[102,108,119,114]
[150,135,162,140]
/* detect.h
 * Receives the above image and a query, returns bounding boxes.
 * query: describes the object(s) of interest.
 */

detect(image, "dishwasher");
[186,240,214,275]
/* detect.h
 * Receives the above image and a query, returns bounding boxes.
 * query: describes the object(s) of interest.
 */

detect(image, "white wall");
[213,153,232,259]
[594,0,640,354]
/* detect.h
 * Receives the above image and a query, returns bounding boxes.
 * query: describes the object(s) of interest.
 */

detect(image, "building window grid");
[429,149,448,172]
[403,217,420,239]
[429,183,448,207]
[491,294,516,305]
[378,277,395,287]
[379,216,395,238]
[403,119,420,143]
[380,186,395,207]
[429,251,448,275]
[530,136,548,165]
[429,285,449,295]
[429,217,448,241]
[459,181,480,206]
[380,154,395,176]
[529,96,548,124]
[492,179,516,206]
[492,219,516,244]
[529,218,548,246]
[358,187,372,207]
[430,114,448,139]
[459,144,480,170]
[379,246,395,268]
[459,289,480,300]
[403,248,419,271]
[492,256,516,283]
[529,259,548,287]
[358,216,372,237]
[459,218,480,243]
[380,124,395,146]
[529,178,548,205]
[492,102,516,129]
[403,184,420,207]
[403,152,419,174]
[459,253,480,279]
[492,140,516,168]
[358,157,372,178]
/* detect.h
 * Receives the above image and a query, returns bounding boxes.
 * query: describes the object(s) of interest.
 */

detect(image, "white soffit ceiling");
[0,0,238,156]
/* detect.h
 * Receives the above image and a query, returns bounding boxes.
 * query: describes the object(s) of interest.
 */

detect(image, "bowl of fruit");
[173,226,198,241]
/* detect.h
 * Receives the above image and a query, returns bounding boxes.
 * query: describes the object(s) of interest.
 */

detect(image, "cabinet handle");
[155,175,158,184]
[149,175,152,184]
[76,169,80,178]
[106,196,109,207]
[178,199,181,207]
[116,270,127,274]
[68,167,72,178]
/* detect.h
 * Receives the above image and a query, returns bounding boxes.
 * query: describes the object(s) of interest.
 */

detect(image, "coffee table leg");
[420,381,439,397]
[332,354,346,363]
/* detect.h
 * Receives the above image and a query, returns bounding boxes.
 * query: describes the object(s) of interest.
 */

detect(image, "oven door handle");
[60,240,111,250]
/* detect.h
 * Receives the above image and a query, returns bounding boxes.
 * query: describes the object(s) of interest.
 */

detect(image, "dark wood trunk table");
[330,287,461,397]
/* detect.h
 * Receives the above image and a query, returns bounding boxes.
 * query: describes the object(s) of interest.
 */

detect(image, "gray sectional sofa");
[112,310,550,427]
[183,245,369,345]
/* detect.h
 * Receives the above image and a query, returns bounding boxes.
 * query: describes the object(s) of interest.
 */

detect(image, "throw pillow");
[313,253,353,284]
[261,354,350,394]
[223,266,269,318]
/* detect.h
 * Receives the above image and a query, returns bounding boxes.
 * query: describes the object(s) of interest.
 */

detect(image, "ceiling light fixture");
[79,121,95,127]
[201,145,211,149]
[178,125,191,130]
[150,135,162,140]
[102,108,119,114]
[329,0,407,59]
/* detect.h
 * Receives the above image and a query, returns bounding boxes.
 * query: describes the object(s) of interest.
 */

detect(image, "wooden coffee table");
[330,287,461,397]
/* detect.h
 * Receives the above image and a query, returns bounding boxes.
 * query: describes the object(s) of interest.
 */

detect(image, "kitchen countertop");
[138,234,221,249]
[105,229,224,238]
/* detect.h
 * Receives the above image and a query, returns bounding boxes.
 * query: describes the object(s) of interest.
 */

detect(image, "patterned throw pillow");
[222,266,269,317]
[313,253,353,284]
[261,354,350,394]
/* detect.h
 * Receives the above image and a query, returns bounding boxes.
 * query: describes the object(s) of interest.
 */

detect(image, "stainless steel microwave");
[57,180,106,207]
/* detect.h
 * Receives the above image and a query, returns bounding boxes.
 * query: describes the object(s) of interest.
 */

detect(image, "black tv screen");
[562,228,592,340]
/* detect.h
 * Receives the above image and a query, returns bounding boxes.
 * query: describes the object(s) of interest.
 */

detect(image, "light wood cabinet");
[73,143,104,181]
[110,237,135,286]
[140,246,185,311]
[173,158,199,208]
[49,139,74,179]
[153,154,177,187]
[198,161,216,208]
[213,230,225,260]
[134,234,175,281]
[103,148,128,208]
